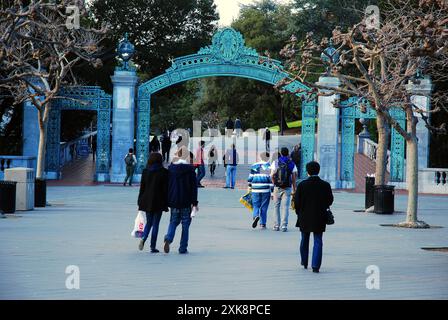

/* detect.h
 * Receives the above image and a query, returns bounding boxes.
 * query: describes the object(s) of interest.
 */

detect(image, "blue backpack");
[274,159,292,188]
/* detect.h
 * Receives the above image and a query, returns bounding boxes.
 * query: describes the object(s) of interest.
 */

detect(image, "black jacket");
[138,165,169,213]
[168,162,198,209]
[294,176,334,233]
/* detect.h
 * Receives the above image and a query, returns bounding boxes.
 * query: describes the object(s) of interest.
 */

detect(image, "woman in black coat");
[137,152,169,253]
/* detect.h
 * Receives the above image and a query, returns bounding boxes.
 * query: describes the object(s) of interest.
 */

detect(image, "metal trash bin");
[4,167,35,211]
[0,181,17,214]
[374,185,395,214]
[365,176,375,209]
[35,178,47,207]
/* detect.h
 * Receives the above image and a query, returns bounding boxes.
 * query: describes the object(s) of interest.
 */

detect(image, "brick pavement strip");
[0,186,447,299]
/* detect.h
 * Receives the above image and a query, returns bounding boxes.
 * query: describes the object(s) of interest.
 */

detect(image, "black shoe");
[223,186,229,189]
[198,185,205,188]
[150,248,160,253]
[138,239,145,251]
[301,262,307,269]
[123,182,126,186]
[312,268,319,273]
[252,216,260,228]
[179,250,189,254]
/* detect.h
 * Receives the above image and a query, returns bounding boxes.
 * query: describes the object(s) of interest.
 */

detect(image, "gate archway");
[136,27,314,174]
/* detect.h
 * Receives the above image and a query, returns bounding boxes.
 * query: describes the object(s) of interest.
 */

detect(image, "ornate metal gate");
[46,86,112,181]
[340,97,406,187]
[137,27,314,174]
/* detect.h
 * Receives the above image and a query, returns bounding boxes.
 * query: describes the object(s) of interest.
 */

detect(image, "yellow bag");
[239,191,253,212]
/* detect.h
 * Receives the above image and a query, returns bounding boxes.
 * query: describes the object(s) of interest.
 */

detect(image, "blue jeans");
[252,192,271,225]
[142,212,162,250]
[226,165,237,188]
[164,207,192,253]
[273,187,291,228]
[197,165,206,185]
[300,232,323,270]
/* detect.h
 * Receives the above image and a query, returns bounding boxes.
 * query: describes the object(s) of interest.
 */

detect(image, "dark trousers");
[142,212,162,249]
[300,232,323,270]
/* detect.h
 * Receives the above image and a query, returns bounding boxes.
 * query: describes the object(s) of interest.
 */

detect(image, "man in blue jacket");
[164,146,199,254]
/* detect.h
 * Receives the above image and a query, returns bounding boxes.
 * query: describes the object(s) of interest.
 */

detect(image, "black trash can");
[0,181,17,214]
[365,176,375,209]
[374,185,395,214]
[35,178,47,207]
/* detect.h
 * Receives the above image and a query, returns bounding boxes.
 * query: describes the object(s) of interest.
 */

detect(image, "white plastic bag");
[131,210,147,238]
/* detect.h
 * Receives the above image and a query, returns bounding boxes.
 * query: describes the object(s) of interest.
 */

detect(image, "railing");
[419,168,448,194]
[362,138,391,172]
[0,156,36,180]
[59,131,96,168]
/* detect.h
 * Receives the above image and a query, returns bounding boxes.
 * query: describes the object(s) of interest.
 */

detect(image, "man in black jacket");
[294,161,333,273]
[164,146,199,254]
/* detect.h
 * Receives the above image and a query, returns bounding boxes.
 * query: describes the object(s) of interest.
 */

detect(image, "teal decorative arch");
[137,27,312,172]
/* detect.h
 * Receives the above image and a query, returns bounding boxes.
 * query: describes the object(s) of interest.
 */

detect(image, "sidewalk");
[0,186,447,299]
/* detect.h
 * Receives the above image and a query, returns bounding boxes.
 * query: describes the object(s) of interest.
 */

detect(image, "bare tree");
[275,0,448,228]
[0,0,107,179]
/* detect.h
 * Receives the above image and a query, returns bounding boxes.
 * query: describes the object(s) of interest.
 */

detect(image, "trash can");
[0,181,17,214]
[365,176,375,209]
[35,178,46,207]
[374,185,395,214]
[4,167,35,211]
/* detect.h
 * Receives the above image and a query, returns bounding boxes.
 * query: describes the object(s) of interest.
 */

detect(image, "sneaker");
[312,268,319,273]
[273,226,280,231]
[163,240,170,253]
[150,248,160,253]
[138,239,145,251]
[252,216,260,228]
[260,224,266,229]
[281,226,288,232]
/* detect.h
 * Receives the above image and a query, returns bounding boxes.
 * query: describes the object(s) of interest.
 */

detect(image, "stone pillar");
[406,77,432,169]
[22,100,40,166]
[316,76,340,188]
[110,70,138,183]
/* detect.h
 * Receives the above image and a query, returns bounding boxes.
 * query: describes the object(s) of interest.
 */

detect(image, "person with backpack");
[137,152,169,253]
[270,147,297,232]
[123,148,137,186]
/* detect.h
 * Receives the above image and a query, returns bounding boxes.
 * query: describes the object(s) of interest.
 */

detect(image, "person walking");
[294,161,334,273]
[223,144,239,189]
[194,140,206,188]
[208,145,218,177]
[291,144,301,177]
[164,147,199,254]
[161,130,172,163]
[137,153,169,253]
[123,148,137,186]
[91,137,97,162]
[234,117,242,137]
[225,117,234,137]
[263,127,271,152]
[271,147,297,232]
[248,152,273,229]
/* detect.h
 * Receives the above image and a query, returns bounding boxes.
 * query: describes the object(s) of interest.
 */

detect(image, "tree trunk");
[36,114,47,179]
[399,113,429,228]
[374,113,389,185]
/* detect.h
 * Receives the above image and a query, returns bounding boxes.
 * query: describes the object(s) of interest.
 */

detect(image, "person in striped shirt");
[248,152,274,229]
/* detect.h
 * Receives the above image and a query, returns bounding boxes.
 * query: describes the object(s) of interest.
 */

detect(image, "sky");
[214,0,292,26]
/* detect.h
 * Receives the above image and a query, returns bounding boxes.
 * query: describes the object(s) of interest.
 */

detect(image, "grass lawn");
[269,120,302,132]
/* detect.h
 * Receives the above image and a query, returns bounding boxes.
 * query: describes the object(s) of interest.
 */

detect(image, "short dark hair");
[147,152,162,166]
[280,147,289,157]
[306,161,320,176]
[129,148,134,153]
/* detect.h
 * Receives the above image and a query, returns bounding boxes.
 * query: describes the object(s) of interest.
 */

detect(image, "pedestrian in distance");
[194,140,206,188]
[150,135,161,153]
[208,145,218,177]
[161,130,172,163]
[223,144,239,189]
[234,117,242,137]
[263,127,271,152]
[137,153,169,253]
[123,148,137,186]
[225,117,234,137]
[164,146,199,254]
[248,152,273,229]
[291,144,302,178]
[271,147,298,232]
[294,161,334,273]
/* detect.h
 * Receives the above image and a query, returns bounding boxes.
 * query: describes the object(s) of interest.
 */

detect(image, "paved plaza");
[0,186,447,299]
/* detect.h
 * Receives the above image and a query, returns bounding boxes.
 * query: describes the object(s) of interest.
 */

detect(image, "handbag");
[239,191,253,212]
[131,210,147,238]
[326,208,335,225]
